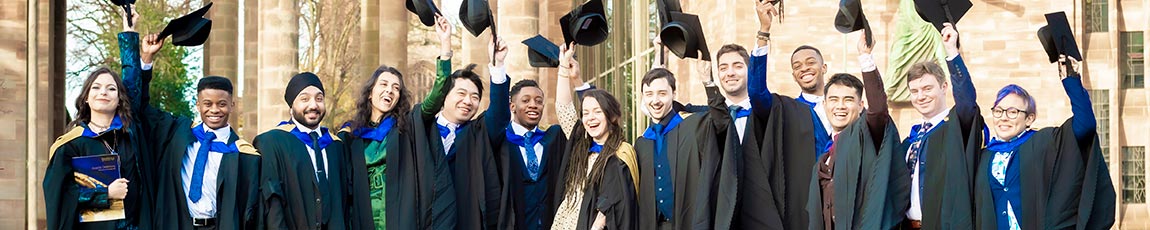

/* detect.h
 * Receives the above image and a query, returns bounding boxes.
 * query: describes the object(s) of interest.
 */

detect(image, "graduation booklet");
[72,154,125,222]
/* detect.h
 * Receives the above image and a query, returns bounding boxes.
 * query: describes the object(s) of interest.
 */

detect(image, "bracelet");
[757,31,770,38]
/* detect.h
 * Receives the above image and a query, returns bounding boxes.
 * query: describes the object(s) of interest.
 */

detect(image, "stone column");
[204,0,239,125]
[378,0,408,72]
[360,0,379,75]
[256,0,298,133]
[2,0,31,228]
[240,0,261,138]
[497,0,539,81]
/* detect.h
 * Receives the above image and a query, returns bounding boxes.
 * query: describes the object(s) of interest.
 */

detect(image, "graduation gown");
[635,108,721,230]
[973,120,1115,230]
[339,118,423,230]
[494,124,569,230]
[805,111,901,230]
[890,56,985,230]
[551,140,640,230]
[44,121,153,230]
[255,123,349,230]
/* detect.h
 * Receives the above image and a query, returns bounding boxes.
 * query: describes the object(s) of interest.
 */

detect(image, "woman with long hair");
[339,65,425,230]
[550,44,639,230]
[44,8,155,230]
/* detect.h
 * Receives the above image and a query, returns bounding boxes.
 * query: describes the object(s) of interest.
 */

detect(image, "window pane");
[1122,146,1146,204]
[1086,0,1108,33]
[1121,32,1144,89]
[1088,90,1110,163]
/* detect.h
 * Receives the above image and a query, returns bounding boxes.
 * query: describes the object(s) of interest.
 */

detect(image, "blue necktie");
[506,128,546,180]
[437,124,452,138]
[590,143,603,153]
[729,105,750,119]
[907,122,933,170]
[188,125,238,203]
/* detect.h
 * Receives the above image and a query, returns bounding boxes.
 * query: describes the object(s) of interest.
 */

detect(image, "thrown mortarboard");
[1037,12,1082,63]
[835,0,874,47]
[913,0,971,31]
[560,0,609,46]
[406,0,440,27]
[523,35,561,68]
[158,2,213,47]
[459,0,493,37]
[660,11,710,61]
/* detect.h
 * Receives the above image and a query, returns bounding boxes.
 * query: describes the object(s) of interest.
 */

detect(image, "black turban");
[284,72,325,105]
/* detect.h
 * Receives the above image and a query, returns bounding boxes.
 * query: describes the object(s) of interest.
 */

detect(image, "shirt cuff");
[752,45,770,57]
[858,54,877,72]
[574,83,592,92]
[489,65,508,84]
[142,62,153,71]
[946,54,959,62]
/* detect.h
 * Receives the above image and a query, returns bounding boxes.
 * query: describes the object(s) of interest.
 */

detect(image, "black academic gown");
[494,124,569,230]
[805,111,901,230]
[409,104,459,230]
[551,122,639,230]
[255,124,348,230]
[635,108,721,230]
[339,118,423,230]
[973,119,1115,230]
[44,123,153,230]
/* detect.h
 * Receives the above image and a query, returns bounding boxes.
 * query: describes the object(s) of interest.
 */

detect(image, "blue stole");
[353,116,396,141]
[82,116,125,138]
[986,130,1035,230]
[278,121,334,150]
[641,114,682,220]
[506,128,546,180]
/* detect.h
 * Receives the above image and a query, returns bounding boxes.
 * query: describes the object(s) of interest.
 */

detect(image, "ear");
[1025,114,1036,127]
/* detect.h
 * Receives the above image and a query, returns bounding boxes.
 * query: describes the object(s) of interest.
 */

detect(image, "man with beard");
[408,16,505,229]
[255,72,349,229]
[134,35,260,230]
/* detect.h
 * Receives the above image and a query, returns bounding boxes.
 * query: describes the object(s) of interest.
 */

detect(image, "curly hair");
[348,65,412,135]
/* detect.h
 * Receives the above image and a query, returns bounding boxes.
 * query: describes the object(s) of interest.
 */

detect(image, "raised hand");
[756,0,779,33]
[696,59,713,83]
[122,5,139,32]
[1059,55,1081,78]
[858,31,873,55]
[941,23,960,58]
[435,15,453,59]
[141,34,164,64]
[490,36,508,68]
[559,43,580,80]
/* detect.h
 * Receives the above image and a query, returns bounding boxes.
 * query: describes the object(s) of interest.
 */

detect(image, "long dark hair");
[72,67,132,129]
[562,89,626,198]
[349,65,412,135]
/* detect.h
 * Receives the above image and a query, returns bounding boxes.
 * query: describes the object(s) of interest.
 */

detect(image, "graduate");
[712,1,833,229]
[633,64,722,229]
[338,64,423,230]
[889,23,984,230]
[551,45,639,230]
[405,15,460,230]
[406,15,504,230]
[132,34,260,230]
[970,53,1115,228]
[255,71,349,229]
[493,40,570,230]
[44,8,155,229]
[804,33,902,230]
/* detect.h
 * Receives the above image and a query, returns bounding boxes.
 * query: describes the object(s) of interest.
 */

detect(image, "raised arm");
[941,23,979,143]
[485,36,512,141]
[858,32,890,145]
[118,8,143,114]
[1059,57,1096,142]
[420,16,455,120]
[556,43,580,138]
[749,0,777,110]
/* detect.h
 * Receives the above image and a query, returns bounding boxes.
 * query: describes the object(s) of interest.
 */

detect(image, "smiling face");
[642,78,676,122]
[582,97,610,143]
[197,89,233,129]
[717,52,749,98]
[86,73,121,115]
[443,77,481,123]
[824,84,863,132]
[991,94,1035,140]
[511,86,545,128]
[290,86,326,129]
[371,72,402,117]
[790,49,827,94]
[908,73,949,119]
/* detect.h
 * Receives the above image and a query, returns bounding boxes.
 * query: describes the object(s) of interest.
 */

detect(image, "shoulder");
[236,139,260,156]
[49,126,87,157]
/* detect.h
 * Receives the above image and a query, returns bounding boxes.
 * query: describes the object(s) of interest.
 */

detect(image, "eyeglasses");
[992,107,1029,119]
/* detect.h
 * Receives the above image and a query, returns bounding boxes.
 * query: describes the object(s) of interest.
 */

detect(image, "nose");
[382,87,393,96]
[461,97,475,106]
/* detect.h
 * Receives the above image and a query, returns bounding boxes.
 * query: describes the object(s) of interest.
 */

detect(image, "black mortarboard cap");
[459,0,493,37]
[523,35,561,68]
[913,0,971,31]
[660,12,710,61]
[406,0,440,27]
[159,2,214,47]
[1037,11,1082,63]
[560,0,609,46]
[655,0,682,26]
[110,0,134,6]
[835,0,874,47]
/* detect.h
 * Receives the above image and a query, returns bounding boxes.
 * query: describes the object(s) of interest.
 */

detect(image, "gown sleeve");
[595,157,638,230]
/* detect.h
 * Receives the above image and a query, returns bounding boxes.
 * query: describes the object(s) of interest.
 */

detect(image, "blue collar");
[987,130,1036,153]
[507,127,546,148]
[82,116,125,137]
[279,121,334,150]
[353,116,396,141]
[192,124,239,153]
[590,143,604,153]
[642,113,683,140]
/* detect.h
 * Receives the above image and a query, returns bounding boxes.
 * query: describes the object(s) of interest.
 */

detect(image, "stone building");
[2,0,1148,228]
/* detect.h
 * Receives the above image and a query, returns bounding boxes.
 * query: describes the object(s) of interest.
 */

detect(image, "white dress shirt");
[181,125,231,219]
[293,119,330,179]
[510,121,545,169]
[725,98,752,142]
[907,108,951,220]
[436,115,461,155]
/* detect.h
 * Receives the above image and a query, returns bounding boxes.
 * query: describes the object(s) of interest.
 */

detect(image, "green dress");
[365,139,388,229]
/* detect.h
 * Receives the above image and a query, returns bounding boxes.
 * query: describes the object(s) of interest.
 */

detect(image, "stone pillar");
[256,0,298,133]
[497,0,539,81]
[240,0,261,138]
[460,27,491,115]
[204,0,239,125]
[360,0,379,75]
[1,0,30,228]
[378,0,407,72]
